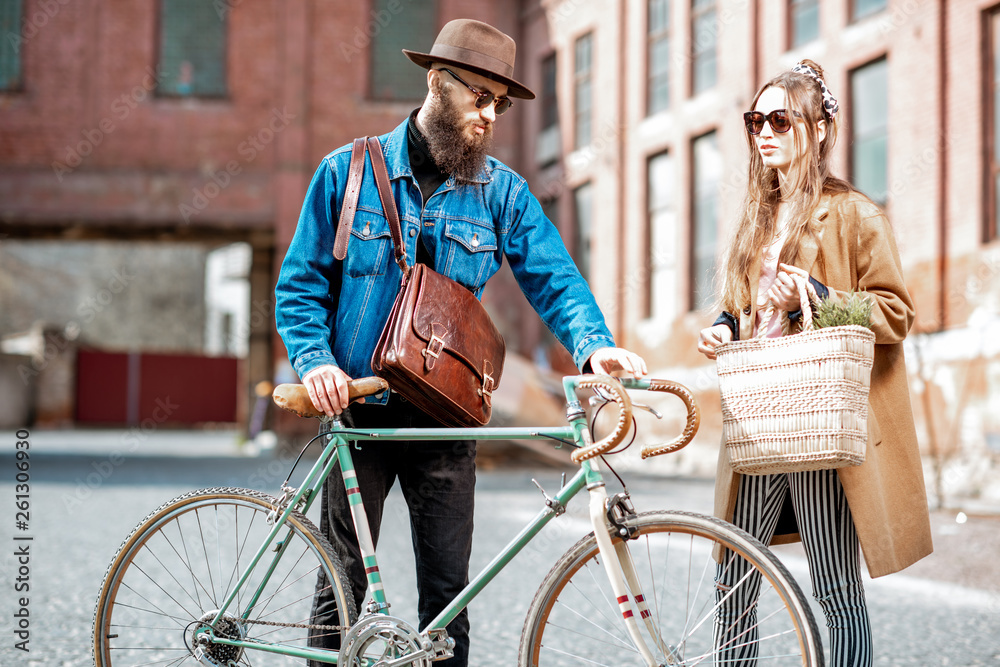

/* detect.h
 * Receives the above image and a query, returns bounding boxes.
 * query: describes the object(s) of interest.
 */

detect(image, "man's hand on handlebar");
[301,364,361,416]
[588,347,648,379]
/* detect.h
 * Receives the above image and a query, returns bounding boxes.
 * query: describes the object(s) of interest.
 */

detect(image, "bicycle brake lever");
[587,395,610,407]
[631,401,663,419]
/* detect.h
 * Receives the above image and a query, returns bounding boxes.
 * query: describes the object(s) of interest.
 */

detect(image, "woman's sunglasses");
[743,109,801,135]
[436,67,513,115]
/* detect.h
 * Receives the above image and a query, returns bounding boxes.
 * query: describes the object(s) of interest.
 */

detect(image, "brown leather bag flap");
[410,266,504,383]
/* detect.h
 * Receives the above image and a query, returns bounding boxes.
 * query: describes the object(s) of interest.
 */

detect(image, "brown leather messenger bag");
[333,136,505,427]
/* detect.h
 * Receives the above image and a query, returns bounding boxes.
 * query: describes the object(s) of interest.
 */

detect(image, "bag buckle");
[478,364,496,408]
[421,333,446,371]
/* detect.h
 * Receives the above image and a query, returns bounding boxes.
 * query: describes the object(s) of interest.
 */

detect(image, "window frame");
[154,0,230,99]
[645,149,674,319]
[984,6,1000,243]
[689,130,719,311]
[368,0,438,102]
[689,0,717,96]
[787,0,820,50]
[573,32,594,151]
[849,0,888,24]
[646,0,671,116]
[0,0,24,93]
[847,55,890,207]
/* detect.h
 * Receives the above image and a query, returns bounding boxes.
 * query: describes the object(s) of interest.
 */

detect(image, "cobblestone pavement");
[1,429,998,666]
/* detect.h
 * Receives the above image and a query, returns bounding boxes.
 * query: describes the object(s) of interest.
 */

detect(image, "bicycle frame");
[196,376,674,665]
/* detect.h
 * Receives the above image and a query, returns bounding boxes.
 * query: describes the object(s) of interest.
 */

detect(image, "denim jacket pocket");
[442,218,500,291]
[344,210,392,277]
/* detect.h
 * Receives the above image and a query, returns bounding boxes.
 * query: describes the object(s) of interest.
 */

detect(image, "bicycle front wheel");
[93,487,356,667]
[520,510,823,666]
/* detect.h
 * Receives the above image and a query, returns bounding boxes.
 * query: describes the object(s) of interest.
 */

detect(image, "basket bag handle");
[756,274,821,338]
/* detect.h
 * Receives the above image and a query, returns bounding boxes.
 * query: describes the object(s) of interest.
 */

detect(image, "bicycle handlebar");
[569,375,633,464]
[637,379,700,459]
[271,375,700,462]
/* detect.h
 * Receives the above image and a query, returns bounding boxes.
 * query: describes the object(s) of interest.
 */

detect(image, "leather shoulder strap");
[366,136,409,276]
[333,137,368,261]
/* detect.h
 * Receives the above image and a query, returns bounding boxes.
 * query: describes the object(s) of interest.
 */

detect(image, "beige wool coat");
[713,189,933,578]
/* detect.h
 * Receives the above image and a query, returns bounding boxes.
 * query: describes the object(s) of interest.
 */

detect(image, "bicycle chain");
[241,617,348,632]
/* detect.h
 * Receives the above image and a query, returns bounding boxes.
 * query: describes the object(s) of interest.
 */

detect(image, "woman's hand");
[697,324,733,360]
[766,263,811,312]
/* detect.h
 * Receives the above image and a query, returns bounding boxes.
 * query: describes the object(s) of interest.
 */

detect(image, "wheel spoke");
[519,510,823,667]
[93,488,356,667]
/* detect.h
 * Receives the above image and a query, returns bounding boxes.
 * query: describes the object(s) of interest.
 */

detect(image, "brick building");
[2,0,999,504]
[0,0,534,428]
[520,0,1000,504]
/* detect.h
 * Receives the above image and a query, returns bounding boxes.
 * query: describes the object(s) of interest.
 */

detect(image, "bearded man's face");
[422,74,498,182]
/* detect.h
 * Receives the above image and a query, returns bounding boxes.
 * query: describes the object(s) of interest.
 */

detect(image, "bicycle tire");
[519,510,824,666]
[92,487,356,667]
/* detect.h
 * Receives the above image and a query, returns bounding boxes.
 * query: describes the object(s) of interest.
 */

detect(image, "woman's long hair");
[717,60,852,315]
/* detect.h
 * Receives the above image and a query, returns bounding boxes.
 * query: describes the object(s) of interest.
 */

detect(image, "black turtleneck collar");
[407,109,448,206]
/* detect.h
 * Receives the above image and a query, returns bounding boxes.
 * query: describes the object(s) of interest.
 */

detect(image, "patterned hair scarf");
[791,62,839,119]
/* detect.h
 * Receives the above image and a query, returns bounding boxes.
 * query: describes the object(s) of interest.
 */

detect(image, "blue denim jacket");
[275,119,615,404]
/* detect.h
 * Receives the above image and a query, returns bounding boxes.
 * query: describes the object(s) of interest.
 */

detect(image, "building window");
[573,183,593,282]
[691,0,717,95]
[648,0,671,115]
[370,0,436,101]
[0,1,22,91]
[574,33,593,150]
[646,151,675,319]
[987,8,1000,242]
[691,131,720,310]
[157,0,227,97]
[852,0,887,22]
[537,53,560,166]
[789,0,819,48]
[850,57,889,206]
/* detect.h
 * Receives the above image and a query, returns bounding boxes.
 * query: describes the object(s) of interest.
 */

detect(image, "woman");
[697,60,932,666]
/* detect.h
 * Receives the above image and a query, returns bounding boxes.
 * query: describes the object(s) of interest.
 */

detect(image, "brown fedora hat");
[403,18,535,100]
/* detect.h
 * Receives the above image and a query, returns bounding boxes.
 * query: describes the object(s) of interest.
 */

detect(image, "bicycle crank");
[339,615,454,666]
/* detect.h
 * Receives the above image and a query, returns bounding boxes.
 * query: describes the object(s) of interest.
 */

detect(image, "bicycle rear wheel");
[520,510,823,666]
[93,487,356,667]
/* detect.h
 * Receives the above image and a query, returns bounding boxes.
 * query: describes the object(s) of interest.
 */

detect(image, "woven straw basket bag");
[715,275,875,476]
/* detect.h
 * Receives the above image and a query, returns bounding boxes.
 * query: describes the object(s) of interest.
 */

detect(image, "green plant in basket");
[812,291,873,330]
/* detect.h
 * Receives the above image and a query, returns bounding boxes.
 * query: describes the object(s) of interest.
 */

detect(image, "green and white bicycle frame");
[192,374,699,665]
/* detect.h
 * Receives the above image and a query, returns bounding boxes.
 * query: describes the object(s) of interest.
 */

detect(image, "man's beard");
[423,81,493,183]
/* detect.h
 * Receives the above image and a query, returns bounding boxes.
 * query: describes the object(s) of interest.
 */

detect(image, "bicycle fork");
[588,484,680,667]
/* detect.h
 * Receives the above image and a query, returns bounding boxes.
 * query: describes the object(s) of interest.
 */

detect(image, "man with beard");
[275,18,647,667]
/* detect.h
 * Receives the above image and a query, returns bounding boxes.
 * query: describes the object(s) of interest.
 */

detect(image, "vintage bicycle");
[92,374,824,666]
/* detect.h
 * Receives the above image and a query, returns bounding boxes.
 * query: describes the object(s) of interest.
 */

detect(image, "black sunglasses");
[436,68,513,115]
[743,109,802,135]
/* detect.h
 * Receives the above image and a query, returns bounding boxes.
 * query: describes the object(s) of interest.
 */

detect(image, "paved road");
[0,429,998,666]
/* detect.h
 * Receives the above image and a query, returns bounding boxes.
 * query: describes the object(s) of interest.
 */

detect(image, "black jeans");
[308,396,476,666]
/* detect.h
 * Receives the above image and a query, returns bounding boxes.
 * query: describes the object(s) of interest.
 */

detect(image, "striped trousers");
[715,469,873,666]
